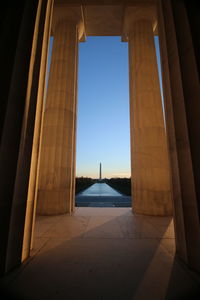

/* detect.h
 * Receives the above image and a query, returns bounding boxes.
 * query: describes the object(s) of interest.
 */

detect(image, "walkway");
[1,208,199,299]
[76,183,131,207]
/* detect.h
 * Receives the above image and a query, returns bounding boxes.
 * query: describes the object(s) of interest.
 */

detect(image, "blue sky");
[76,36,130,178]
[47,36,162,179]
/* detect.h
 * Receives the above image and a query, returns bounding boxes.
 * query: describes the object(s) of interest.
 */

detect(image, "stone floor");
[1,208,200,300]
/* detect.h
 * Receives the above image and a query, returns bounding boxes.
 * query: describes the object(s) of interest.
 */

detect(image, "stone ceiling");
[52,0,158,40]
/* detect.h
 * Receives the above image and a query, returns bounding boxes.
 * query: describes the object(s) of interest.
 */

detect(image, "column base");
[132,190,173,216]
[37,189,72,215]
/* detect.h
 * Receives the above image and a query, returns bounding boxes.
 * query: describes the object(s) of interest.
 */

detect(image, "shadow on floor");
[0,208,199,300]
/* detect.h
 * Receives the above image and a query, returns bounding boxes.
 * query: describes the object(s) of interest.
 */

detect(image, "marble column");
[158,0,200,272]
[128,19,172,216]
[22,0,54,261]
[37,19,78,215]
[0,0,50,274]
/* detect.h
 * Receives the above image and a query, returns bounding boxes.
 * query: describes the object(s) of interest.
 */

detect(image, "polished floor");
[1,208,200,299]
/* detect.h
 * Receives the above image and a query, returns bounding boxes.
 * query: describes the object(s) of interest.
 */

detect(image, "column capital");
[122,4,157,42]
[52,5,86,42]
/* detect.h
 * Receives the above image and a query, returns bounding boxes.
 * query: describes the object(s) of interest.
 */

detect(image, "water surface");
[78,183,122,197]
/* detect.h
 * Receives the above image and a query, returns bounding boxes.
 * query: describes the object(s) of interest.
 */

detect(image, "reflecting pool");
[78,183,122,197]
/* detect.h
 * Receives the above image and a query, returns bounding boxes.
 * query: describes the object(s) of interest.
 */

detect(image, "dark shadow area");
[165,259,200,299]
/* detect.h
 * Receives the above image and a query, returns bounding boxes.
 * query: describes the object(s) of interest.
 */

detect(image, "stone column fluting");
[128,17,172,215]
[37,19,78,215]
[158,0,200,271]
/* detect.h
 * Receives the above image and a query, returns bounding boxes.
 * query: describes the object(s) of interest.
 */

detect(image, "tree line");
[75,177,95,194]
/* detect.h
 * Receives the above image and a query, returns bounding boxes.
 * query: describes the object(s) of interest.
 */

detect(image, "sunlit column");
[128,18,172,215]
[37,19,78,215]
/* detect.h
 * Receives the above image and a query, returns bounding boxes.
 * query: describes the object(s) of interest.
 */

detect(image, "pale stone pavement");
[1,208,200,300]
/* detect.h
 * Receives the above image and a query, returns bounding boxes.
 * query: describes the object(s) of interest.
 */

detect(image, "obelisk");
[99,163,102,181]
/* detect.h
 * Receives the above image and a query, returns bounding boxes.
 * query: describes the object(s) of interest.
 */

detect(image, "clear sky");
[76,36,130,179]
[47,36,162,179]
[76,36,162,179]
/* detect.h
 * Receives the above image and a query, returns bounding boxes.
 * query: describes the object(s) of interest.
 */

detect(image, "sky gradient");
[76,36,130,179]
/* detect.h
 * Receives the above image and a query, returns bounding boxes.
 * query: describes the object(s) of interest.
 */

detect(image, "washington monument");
[99,162,102,181]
